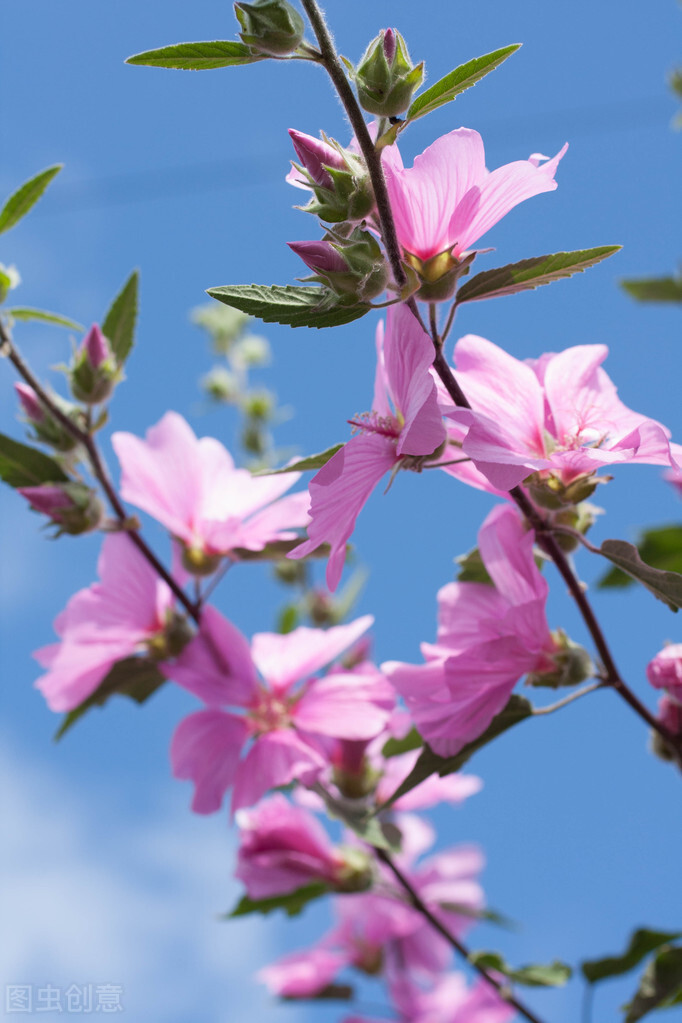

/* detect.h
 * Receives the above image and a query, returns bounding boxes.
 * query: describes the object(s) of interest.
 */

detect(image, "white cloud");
[0,745,286,1022]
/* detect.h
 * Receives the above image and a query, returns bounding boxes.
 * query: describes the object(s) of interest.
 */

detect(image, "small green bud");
[549,501,600,553]
[234,0,305,57]
[147,610,195,660]
[354,28,424,117]
[0,262,21,303]
[232,334,271,368]
[19,481,105,536]
[69,324,120,405]
[333,846,373,893]
[243,388,275,421]
[202,367,241,404]
[241,423,268,456]
[272,558,306,585]
[526,471,609,510]
[526,629,594,689]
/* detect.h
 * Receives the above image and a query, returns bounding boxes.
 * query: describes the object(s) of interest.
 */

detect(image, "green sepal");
[126,40,264,70]
[0,165,63,234]
[381,727,423,759]
[207,284,371,329]
[225,881,329,919]
[455,247,621,305]
[0,432,69,488]
[54,657,166,740]
[406,45,521,122]
[455,546,493,584]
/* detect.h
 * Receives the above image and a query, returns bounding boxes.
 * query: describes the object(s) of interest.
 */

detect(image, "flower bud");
[18,481,104,536]
[15,383,82,453]
[526,470,607,510]
[651,694,682,762]
[289,229,388,302]
[354,28,424,117]
[289,130,375,223]
[234,0,305,57]
[146,610,195,660]
[201,367,241,404]
[549,501,600,553]
[646,643,682,704]
[243,388,276,422]
[0,262,21,303]
[69,324,120,405]
[331,738,380,799]
[288,129,347,191]
[526,629,594,689]
[272,558,306,585]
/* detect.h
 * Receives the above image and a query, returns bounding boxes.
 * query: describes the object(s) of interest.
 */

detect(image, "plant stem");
[532,681,604,716]
[297,0,681,762]
[376,848,547,1023]
[0,318,200,623]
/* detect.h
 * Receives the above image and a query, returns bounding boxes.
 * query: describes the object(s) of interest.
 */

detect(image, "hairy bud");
[69,324,120,405]
[234,0,305,57]
[18,481,104,536]
[354,28,424,117]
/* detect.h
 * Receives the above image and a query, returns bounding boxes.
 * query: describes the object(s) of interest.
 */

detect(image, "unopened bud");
[18,481,104,536]
[235,0,305,57]
[16,385,82,453]
[307,588,335,626]
[290,230,388,302]
[526,470,607,510]
[147,610,194,660]
[15,383,45,424]
[354,28,424,117]
[289,131,375,224]
[288,129,347,190]
[272,558,306,585]
[549,501,600,552]
[70,324,119,405]
[526,629,594,689]
[651,694,682,762]
[0,262,21,303]
[201,367,241,404]
[333,846,373,893]
[244,389,275,421]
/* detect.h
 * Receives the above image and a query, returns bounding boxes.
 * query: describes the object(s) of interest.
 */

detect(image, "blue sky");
[1,2,681,1021]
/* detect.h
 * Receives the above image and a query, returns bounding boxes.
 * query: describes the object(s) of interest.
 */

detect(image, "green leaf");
[406,45,521,122]
[6,307,84,331]
[126,40,263,70]
[382,726,423,758]
[455,546,493,584]
[55,657,165,740]
[207,284,371,329]
[285,984,354,1002]
[380,696,533,809]
[259,444,344,475]
[582,929,682,984]
[470,951,571,988]
[226,882,329,919]
[598,539,682,612]
[277,604,300,634]
[0,165,63,234]
[598,526,682,590]
[455,247,621,305]
[102,270,139,365]
[317,787,402,852]
[0,433,69,488]
[231,539,330,561]
[621,275,682,304]
[624,946,682,1022]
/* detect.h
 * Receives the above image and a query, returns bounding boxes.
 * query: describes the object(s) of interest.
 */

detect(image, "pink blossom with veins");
[444,335,677,492]
[166,609,393,813]
[646,644,682,704]
[259,814,485,995]
[288,302,446,591]
[33,533,175,712]
[346,972,515,1023]
[384,504,558,757]
[382,127,567,263]
[234,793,349,899]
[112,412,309,562]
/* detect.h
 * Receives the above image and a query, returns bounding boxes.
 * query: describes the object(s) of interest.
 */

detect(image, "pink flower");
[445,336,676,492]
[657,694,682,737]
[384,504,557,756]
[33,534,175,712]
[289,303,446,590]
[112,412,309,565]
[235,793,349,899]
[380,973,516,1023]
[167,609,392,812]
[259,814,484,995]
[382,128,567,262]
[646,644,682,704]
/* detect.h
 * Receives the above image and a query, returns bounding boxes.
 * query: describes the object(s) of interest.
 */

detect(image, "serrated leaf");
[55,658,165,740]
[102,270,139,365]
[624,946,682,1022]
[582,929,682,984]
[455,546,493,584]
[126,40,263,70]
[6,307,84,331]
[207,284,371,329]
[598,526,682,590]
[470,951,571,988]
[407,45,521,122]
[380,696,533,809]
[259,444,344,475]
[226,882,329,919]
[0,165,62,234]
[621,275,682,304]
[231,539,330,561]
[455,247,621,305]
[382,726,423,758]
[0,433,69,488]
[599,539,682,612]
